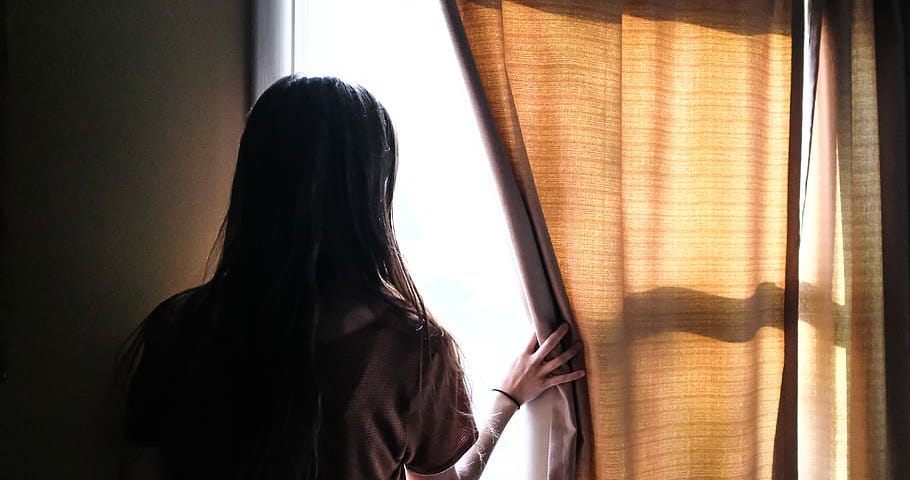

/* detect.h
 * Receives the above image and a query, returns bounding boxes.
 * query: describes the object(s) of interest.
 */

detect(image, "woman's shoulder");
[147,285,210,323]
[139,284,212,347]
[376,309,462,387]
[317,300,460,380]
[375,305,458,360]
[121,285,212,447]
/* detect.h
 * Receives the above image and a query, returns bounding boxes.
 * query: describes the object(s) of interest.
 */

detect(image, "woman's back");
[125,286,475,479]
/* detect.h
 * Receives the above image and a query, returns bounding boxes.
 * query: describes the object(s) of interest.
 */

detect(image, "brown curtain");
[446,0,910,478]
[441,1,594,477]
[798,0,910,478]
[446,0,793,478]
[798,0,886,477]
[873,0,910,477]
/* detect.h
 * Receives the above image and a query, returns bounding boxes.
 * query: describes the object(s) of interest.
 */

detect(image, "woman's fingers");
[545,369,586,389]
[541,342,583,375]
[500,324,585,406]
[534,323,570,360]
[524,331,539,354]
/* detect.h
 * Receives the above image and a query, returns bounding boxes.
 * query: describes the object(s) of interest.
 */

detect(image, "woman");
[119,76,585,479]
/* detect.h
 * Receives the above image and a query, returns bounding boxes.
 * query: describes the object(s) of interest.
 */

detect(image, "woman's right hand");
[408,323,586,480]
[496,323,586,406]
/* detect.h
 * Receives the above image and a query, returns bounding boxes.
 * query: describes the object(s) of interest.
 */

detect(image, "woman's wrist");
[450,389,520,480]
[491,388,522,409]
[489,390,520,419]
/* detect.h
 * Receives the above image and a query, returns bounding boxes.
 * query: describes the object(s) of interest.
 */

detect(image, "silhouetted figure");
[119,76,584,480]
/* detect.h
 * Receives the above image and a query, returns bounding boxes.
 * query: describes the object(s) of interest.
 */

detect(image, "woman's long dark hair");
[119,76,439,478]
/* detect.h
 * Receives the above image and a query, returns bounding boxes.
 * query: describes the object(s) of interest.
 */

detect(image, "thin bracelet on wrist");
[491,388,521,409]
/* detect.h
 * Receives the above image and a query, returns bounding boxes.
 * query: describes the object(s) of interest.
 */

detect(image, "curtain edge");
[439,1,593,478]
[773,0,811,478]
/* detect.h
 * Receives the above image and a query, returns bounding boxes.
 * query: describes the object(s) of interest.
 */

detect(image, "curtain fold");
[773,0,811,475]
[441,2,593,478]
[871,1,910,477]
[797,1,887,477]
[449,0,908,478]
[796,0,909,477]
[450,1,792,478]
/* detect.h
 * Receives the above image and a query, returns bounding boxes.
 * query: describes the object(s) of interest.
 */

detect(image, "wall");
[1,1,248,477]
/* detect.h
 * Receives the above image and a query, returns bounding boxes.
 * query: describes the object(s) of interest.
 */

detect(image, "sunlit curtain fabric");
[446,0,794,478]
[798,0,909,478]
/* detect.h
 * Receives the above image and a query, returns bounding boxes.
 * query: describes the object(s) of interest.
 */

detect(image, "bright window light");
[293,1,536,477]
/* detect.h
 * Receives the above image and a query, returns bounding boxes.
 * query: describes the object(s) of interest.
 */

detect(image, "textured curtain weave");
[451,1,793,478]
[797,0,909,478]
[798,1,886,477]
[872,1,910,476]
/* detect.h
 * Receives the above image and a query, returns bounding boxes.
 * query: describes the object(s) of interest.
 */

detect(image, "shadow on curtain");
[445,0,909,478]
[445,0,794,478]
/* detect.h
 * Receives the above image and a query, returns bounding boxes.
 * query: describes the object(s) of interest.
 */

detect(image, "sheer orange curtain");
[447,0,794,478]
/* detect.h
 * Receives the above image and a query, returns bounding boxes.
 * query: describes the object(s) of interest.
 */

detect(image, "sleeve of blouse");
[404,330,479,475]
[124,300,175,446]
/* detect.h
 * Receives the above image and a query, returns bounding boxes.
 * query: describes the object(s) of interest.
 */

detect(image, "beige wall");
[1,1,248,477]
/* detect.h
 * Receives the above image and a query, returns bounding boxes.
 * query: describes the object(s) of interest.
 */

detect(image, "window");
[254,1,541,477]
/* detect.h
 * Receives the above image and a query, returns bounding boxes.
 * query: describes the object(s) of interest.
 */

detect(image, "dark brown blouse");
[125,288,477,479]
